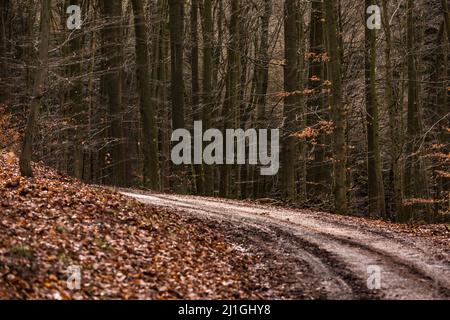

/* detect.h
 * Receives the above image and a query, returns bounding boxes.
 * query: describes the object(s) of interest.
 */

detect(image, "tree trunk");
[202,0,214,195]
[220,0,240,197]
[19,0,50,177]
[100,0,126,187]
[131,0,160,190]
[297,6,307,204]
[442,0,450,44]
[64,0,85,180]
[253,0,272,199]
[439,0,450,216]
[364,0,386,218]
[324,0,347,214]
[168,0,186,193]
[191,0,203,194]
[307,0,327,197]
[382,0,403,219]
[282,0,300,202]
[403,0,432,221]
[168,0,185,130]
[0,0,10,103]
[156,0,170,191]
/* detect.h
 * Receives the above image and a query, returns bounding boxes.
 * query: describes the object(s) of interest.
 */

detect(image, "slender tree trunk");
[297,6,307,204]
[403,0,418,222]
[440,0,450,215]
[403,0,432,221]
[220,0,240,197]
[253,0,272,199]
[364,0,386,218]
[442,0,450,44]
[168,0,185,130]
[324,0,347,214]
[213,0,223,93]
[191,0,203,194]
[168,0,186,193]
[131,0,159,190]
[86,3,96,183]
[202,0,214,195]
[189,0,199,105]
[236,3,249,199]
[19,0,50,177]
[282,0,300,202]
[156,0,170,191]
[307,0,327,196]
[64,0,84,180]
[0,0,10,103]
[100,0,126,186]
[382,0,403,219]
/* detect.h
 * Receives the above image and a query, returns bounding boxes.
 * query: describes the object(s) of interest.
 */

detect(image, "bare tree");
[19,0,50,177]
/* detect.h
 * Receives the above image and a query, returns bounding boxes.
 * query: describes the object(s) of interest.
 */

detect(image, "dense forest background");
[0,0,448,222]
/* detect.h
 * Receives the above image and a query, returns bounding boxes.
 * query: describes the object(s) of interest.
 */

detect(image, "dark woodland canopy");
[0,0,448,222]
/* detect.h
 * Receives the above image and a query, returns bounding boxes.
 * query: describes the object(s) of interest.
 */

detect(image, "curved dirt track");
[122,191,450,300]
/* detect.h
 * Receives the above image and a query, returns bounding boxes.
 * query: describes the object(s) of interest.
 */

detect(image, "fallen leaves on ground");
[0,152,268,299]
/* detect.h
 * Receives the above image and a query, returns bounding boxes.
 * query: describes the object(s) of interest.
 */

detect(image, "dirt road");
[122,191,450,300]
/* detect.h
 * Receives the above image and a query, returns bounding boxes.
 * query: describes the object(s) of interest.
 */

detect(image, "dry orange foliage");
[0,106,20,149]
[291,121,334,143]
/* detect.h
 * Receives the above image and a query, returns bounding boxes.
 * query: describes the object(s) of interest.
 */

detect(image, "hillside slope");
[0,152,274,299]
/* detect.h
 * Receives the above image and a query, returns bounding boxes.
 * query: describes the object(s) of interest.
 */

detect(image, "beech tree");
[306,0,327,196]
[282,0,300,202]
[220,0,241,197]
[202,0,214,195]
[1,0,445,223]
[99,0,126,186]
[19,0,50,177]
[168,0,185,131]
[131,0,159,190]
[324,0,347,214]
[364,0,386,218]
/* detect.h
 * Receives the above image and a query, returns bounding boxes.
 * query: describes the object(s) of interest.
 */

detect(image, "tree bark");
[64,0,84,180]
[220,0,240,197]
[0,0,10,103]
[202,0,214,195]
[442,0,450,44]
[156,0,170,191]
[168,0,185,130]
[19,0,50,177]
[282,0,300,202]
[253,0,272,199]
[403,0,432,221]
[324,0,347,214]
[382,0,403,219]
[364,0,386,218]
[168,0,186,193]
[307,0,327,196]
[100,0,126,186]
[191,0,203,194]
[131,0,160,190]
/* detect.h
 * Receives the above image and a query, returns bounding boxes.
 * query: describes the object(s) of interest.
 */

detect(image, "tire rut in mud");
[125,192,450,300]
[188,215,379,300]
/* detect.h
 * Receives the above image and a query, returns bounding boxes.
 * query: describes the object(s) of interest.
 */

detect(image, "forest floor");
[123,192,450,300]
[0,152,282,299]
[0,151,449,299]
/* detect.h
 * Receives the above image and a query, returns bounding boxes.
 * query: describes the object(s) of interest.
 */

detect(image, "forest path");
[122,191,450,300]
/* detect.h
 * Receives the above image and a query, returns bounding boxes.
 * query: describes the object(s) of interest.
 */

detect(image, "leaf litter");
[0,152,272,299]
